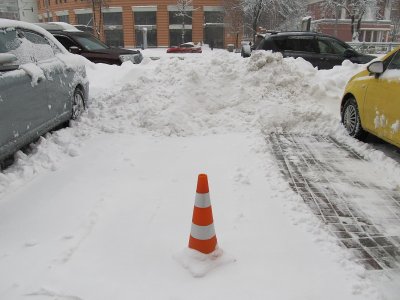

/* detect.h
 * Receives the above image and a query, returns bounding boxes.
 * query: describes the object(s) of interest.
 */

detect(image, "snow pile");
[19,63,45,86]
[174,247,235,278]
[82,50,358,138]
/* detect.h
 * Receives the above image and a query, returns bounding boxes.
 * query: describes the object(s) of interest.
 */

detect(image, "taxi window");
[387,51,400,70]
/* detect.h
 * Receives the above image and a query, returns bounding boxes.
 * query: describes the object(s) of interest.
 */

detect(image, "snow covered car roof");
[180,42,196,47]
[34,22,81,32]
[0,18,68,54]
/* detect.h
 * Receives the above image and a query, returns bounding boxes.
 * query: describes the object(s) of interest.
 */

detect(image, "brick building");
[36,0,238,48]
[307,0,394,42]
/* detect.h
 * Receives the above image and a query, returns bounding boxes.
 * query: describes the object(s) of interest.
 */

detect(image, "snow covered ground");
[0,47,399,300]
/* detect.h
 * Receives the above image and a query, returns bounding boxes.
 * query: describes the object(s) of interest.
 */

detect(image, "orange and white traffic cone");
[188,174,217,254]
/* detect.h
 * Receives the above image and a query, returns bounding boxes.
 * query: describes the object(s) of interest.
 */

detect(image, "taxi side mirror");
[367,61,384,78]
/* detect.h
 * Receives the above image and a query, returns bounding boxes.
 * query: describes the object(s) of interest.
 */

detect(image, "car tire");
[342,97,368,140]
[72,87,85,120]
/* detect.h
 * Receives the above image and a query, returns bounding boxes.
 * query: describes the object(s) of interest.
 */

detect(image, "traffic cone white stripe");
[190,223,216,240]
[194,193,211,208]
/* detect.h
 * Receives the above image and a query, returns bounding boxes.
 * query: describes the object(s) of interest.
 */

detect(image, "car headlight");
[119,54,133,63]
[119,53,143,64]
[134,52,143,64]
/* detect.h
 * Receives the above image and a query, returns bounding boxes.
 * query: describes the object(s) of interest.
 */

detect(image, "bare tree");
[88,0,107,40]
[390,0,400,41]
[322,0,380,41]
[270,0,308,30]
[240,0,272,42]
[223,0,244,48]
[175,0,198,44]
[240,0,308,42]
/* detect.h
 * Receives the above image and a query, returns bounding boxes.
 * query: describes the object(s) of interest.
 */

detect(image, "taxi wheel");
[342,97,367,140]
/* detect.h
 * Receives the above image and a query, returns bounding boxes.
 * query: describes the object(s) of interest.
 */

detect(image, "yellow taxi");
[341,47,400,148]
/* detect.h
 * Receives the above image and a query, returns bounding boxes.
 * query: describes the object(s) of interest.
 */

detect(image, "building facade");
[0,0,39,22]
[307,0,394,42]
[36,0,238,48]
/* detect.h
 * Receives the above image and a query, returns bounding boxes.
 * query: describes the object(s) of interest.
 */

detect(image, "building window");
[169,29,192,46]
[103,12,123,47]
[58,15,69,23]
[103,12,122,26]
[204,11,224,48]
[204,11,224,24]
[134,11,156,25]
[134,11,157,47]
[169,11,192,25]
[135,29,157,47]
[169,9,192,45]
[76,13,93,26]
[104,29,124,47]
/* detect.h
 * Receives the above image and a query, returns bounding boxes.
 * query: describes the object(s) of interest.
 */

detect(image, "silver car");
[0,19,89,165]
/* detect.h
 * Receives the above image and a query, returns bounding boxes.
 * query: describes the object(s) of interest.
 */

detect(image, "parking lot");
[1,36,399,300]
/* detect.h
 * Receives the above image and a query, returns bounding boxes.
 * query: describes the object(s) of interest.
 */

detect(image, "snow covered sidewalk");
[0,133,380,300]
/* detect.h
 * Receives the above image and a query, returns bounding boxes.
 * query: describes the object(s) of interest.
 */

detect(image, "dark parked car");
[36,22,143,65]
[242,31,375,69]
[0,19,89,164]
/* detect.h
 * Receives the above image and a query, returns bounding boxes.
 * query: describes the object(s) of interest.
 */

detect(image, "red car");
[166,42,202,53]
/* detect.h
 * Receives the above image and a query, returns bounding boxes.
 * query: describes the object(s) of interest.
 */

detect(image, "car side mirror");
[0,53,19,71]
[367,61,384,77]
[69,46,81,54]
[241,44,252,57]
[344,49,356,58]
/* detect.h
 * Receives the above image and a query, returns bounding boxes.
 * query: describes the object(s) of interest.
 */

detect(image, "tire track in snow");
[53,198,104,265]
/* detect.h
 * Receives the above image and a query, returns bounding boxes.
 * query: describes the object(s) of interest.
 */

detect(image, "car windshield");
[73,34,109,51]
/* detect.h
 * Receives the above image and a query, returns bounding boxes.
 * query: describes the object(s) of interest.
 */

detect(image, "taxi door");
[363,50,400,145]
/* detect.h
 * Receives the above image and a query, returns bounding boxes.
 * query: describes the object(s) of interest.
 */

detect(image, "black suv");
[36,22,143,65]
[242,31,375,69]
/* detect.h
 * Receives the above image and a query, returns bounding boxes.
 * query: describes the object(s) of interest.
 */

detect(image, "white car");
[0,19,89,165]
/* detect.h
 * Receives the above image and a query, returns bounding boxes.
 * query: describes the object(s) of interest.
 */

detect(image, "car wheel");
[72,87,85,120]
[342,97,367,140]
